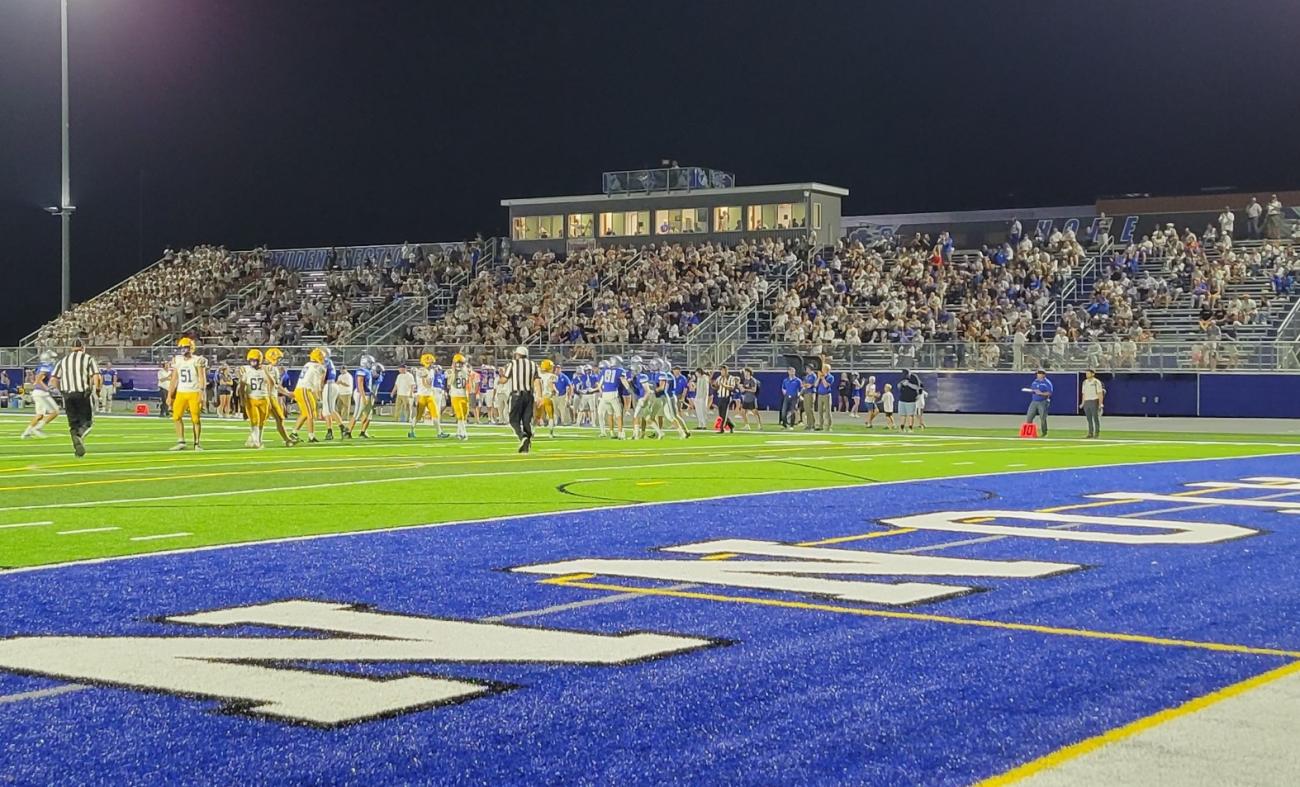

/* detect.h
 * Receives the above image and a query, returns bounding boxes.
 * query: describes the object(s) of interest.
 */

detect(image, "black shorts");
[741,394,757,410]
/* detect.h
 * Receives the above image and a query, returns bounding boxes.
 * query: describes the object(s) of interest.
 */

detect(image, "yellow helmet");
[539,359,554,372]
[452,353,466,364]
[420,353,436,368]
[309,348,325,363]
[246,348,263,362]
[177,336,195,349]
[264,347,283,364]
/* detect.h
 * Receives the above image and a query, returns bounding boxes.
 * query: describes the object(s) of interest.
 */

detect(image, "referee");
[50,338,101,457]
[500,346,541,454]
[715,364,738,434]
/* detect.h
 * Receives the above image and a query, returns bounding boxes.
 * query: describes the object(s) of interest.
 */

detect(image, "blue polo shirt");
[781,376,802,397]
[816,373,835,396]
[1030,377,1053,402]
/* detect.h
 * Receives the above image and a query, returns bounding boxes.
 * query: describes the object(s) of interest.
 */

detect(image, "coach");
[500,346,541,454]
[779,367,801,429]
[897,369,922,432]
[50,338,101,457]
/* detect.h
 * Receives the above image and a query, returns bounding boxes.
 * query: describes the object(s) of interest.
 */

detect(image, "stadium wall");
[750,370,1300,419]
[31,367,1300,419]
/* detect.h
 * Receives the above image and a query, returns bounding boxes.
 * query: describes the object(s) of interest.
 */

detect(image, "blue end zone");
[2,455,1300,784]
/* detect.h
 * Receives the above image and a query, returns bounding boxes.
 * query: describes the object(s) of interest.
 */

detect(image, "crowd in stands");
[33,246,266,348]
[768,229,1083,367]
[417,238,805,348]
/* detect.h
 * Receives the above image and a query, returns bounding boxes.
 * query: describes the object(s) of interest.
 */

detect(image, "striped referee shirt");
[716,373,739,397]
[52,350,100,394]
[502,358,540,394]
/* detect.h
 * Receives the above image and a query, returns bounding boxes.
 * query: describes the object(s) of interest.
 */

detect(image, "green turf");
[1,412,1297,569]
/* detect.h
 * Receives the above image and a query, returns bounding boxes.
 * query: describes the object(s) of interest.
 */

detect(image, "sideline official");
[50,338,101,457]
[500,346,540,453]
[1080,369,1105,438]
[1024,368,1053,437]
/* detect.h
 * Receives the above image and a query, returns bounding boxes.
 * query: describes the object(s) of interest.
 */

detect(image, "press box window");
[600,211,649,237]
[512,215,564,240]
[715,206,742,232]
[568,213,594,238]
[748,203,807,231]
[655,208,708,235]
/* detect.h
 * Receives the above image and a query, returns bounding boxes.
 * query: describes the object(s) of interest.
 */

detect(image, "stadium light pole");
[49,0,76,314]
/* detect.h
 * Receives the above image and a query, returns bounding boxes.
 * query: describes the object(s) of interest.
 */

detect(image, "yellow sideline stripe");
[546,578,1300,659]
[976,658,1300,785]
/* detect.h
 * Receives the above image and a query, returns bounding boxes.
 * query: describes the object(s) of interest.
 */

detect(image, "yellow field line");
[976,658,1300,785]
[548,578,1300,659]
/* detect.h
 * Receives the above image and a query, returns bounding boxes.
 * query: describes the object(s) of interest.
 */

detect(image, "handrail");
[20,254,171,347]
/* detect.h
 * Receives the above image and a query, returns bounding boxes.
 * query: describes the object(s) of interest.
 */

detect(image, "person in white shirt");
[1266,194,1284,239]
[879,384,897,429]
[1246,197,1263,238]
[392,364,416,422]
[1219,207,1235,239]
[1080,368,1106,438]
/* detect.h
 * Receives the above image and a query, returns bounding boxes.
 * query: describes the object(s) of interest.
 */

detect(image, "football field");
[2,412,1300,784]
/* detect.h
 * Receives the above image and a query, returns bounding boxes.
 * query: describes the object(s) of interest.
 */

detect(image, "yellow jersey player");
[413,353,437,436]
[239,349,273,448]
[262,347,293,446]
[537,359,559,438]
[168,337,208,451]
[292,348,326,444]
[448,353,471,441]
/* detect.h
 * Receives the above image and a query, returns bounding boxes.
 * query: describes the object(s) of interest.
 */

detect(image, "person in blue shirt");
[779,367,802,430]
[553,367,573,426]
[22,352,60,439]
[1024,369,1053,436]
[98,361,119,414]
[814,365,836,431]
[662,363,691,438]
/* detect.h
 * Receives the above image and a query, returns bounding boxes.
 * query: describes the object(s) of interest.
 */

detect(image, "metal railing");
[341,296,429,348]
[2,338,1296,373]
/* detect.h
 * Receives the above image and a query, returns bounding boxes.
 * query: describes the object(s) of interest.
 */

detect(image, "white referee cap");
[514,345,529,358]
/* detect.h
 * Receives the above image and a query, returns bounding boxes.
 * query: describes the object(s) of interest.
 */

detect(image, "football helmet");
[265,347,284,365]
[309,348,325,363]
[246,348,263,362]
[420,353,436,368]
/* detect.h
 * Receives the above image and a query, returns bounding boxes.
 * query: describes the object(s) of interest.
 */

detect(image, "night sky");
[2,0,1299,343]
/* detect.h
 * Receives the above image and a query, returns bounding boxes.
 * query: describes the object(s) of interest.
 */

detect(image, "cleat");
[308,437,320,444]
[325,431,334,441]
[169,442,186,451]
[193,444,204,452]
[359,432,370,439]
[72,434,85,457]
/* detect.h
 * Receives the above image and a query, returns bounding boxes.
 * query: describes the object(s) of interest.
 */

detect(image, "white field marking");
[56,527,120,536]
[765,440,833,445]
[0,434,868,472]
[0,684,88,704]
[1007,463,1027,467]
[849,457,874,462]
[2,452,1296,578]
[953,461,975,465]
[1087,492,1300,510]
[899,489,1300,555]
[900,460,923,464]
[573,478,612,483]
[129,532,192,542]
[0,442,1202,514]
[0,521,53,531]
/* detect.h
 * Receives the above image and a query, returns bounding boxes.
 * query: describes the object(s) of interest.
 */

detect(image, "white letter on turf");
[881,509,1256,545]
[514,539,1080,605]
[0,600,714,726]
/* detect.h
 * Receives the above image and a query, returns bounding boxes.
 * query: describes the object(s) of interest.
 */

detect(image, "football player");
[536,359,559,437]
[239,348,272,448]
[447,353,471,440]
[347,354,377,440]
[262,347,294,446]
[21,351,60,439]
[412,353,438,437]
[320,348,343,440]
[291,348,326,444]
[597,357,627,439]
[167,337,208,451]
